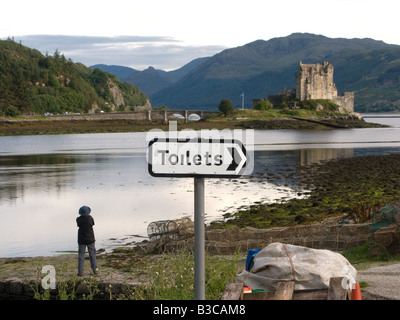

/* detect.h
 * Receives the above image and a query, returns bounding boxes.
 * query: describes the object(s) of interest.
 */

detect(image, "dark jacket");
[76,215,95,245]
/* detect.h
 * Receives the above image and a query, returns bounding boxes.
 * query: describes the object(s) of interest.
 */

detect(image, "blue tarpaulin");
[246,249,261,271]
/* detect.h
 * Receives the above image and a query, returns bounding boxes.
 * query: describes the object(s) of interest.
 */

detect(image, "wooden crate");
[222,277,351,300]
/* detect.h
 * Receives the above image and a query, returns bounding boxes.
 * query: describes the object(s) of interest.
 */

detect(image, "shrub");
[218,99,233,116]
[254,99,273,110]
[5,105,19,117]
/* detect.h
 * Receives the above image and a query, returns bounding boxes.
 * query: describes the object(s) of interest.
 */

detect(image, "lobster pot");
[147,218,194,242]
[174,217,194,237]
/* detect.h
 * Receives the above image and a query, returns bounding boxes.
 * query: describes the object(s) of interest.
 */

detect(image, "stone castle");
[296,61,354,112]
[256,61,354,112]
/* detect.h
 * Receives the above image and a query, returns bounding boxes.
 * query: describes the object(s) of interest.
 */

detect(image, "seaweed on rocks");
[209,154,400,229]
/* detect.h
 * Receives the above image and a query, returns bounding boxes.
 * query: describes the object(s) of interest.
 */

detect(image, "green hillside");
[151,33,400,112]
[329,48,400,112]
[0,38,149,116]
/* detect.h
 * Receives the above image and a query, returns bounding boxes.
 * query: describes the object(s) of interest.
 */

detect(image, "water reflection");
[299,148,354,166]
[0,154,80,206]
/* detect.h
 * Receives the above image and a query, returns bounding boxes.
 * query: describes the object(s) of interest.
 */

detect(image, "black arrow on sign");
[227,145,246,171]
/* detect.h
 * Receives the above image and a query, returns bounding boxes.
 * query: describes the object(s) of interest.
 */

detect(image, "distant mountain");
[90,64,139,80]
[123,66,172,95]
[0,39,149,115]
[91,57,209,97]
[150,33,400,112]
[164,57,209,83]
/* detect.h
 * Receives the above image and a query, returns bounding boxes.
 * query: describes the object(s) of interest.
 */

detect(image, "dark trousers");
[78,242,97,273]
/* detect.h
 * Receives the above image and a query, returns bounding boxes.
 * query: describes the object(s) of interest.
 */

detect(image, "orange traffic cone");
[351,283,362,300]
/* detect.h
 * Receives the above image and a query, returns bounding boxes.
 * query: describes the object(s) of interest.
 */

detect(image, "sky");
[1,0,399,71]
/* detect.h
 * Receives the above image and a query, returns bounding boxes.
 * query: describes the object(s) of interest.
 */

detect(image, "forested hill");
[0,39,149,116]
[151,33,400,112]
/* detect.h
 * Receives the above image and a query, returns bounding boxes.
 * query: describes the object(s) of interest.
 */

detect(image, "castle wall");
[332,92,355,113]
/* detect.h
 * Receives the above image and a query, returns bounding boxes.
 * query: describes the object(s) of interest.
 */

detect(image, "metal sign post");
[194,176,205,300]
[147,137,248,300]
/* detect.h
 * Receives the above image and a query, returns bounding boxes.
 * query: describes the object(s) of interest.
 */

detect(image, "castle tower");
[295,61,338,101]
[295,61,354,112]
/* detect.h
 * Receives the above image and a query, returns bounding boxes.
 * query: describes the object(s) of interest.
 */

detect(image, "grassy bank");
[0,250,241,300]
[2,241,399,300]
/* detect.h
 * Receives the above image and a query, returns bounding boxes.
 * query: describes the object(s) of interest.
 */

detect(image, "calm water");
[0,114,400,257]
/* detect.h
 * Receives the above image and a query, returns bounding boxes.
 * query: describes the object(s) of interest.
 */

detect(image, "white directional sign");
[148,138,247,177]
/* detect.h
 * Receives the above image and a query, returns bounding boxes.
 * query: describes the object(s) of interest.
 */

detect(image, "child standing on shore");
[76,205,98,276]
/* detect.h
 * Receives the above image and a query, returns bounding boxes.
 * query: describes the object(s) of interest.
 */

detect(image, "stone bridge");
[146,110,217,123]
[44,110,218,123]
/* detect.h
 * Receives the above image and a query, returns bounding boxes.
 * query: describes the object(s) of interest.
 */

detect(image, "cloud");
[14,35,226,71]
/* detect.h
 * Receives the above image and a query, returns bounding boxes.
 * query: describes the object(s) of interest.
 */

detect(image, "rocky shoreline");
[211,154,400,229]
[1,215,399,300]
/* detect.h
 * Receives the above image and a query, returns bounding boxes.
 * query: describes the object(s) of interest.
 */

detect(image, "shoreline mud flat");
[211,154,400,229]
[0,117,384,136]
